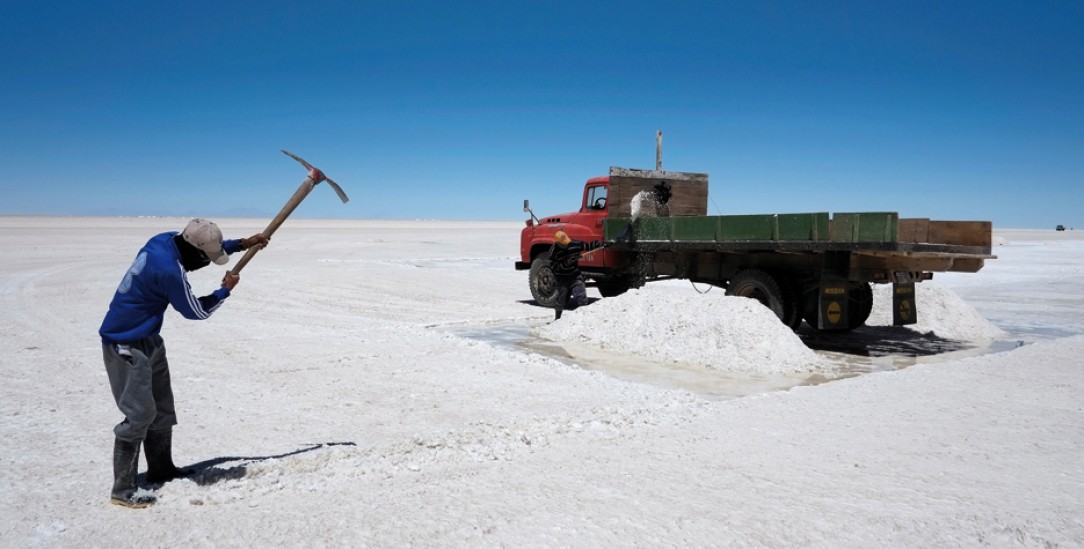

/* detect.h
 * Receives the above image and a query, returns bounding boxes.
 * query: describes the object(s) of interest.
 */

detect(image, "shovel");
[578,244,607,259]
[229,150,349,275]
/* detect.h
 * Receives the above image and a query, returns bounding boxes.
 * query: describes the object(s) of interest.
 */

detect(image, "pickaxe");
[229,150,349,275]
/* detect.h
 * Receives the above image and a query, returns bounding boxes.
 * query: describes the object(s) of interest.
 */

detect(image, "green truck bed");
[603,212,994,257]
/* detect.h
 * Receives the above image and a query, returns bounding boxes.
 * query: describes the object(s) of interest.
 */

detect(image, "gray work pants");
[102,335,177,442]
[554,274,587,317]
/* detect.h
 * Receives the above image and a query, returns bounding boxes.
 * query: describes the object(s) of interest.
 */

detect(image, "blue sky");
[2,1,1081,228]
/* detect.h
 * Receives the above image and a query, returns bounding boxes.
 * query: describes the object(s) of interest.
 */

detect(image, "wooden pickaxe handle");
[229,150,349,276]
[578,244,607,258]
[230,176,317,275]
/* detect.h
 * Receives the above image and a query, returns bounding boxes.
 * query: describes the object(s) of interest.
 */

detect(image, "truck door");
[580,183,610,267]
[585,184,608,213]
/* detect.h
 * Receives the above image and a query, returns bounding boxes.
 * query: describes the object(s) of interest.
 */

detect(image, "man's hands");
[221,271,239,291]
[241,233,270,251]
[223,234,269,289]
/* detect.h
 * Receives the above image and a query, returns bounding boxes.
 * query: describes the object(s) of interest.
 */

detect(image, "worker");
[616,180,672,242]
[98,218,268,508]
[549,230,603,320]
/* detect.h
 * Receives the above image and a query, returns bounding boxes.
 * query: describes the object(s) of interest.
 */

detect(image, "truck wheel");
[801,290,820,329]
[847,282,873,330]
[774,273,804,331]
[802,282,873,331]
[726,269,786,322]
[529,252,559,308]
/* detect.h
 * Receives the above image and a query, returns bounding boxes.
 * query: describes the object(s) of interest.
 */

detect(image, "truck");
[516,166,996,332]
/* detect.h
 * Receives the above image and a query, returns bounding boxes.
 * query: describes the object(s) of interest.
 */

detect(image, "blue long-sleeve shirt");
[99,232,243,345]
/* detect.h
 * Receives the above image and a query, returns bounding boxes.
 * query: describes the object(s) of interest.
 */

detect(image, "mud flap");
[816,282,850,330]
[893,282,917,326]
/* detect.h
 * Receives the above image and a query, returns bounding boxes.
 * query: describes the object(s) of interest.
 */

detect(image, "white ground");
[1,218,1082,547]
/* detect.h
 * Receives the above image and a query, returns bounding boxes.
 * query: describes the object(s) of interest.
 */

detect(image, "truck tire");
[726,269,786,322]
[802,281,873,331]
[774,273,804,331]
[529,252,559,308]
[847,282,873,330]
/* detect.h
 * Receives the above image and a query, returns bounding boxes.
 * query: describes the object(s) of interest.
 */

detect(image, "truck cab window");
[586,186,607,210]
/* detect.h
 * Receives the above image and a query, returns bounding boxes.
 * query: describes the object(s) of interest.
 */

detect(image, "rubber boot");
[110,438,155,508]
[144,427,193,484]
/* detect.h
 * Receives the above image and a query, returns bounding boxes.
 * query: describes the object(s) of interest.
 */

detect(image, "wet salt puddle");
[453,323,1022,401]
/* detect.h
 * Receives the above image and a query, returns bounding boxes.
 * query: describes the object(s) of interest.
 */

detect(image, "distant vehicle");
[1056,225,1066,231]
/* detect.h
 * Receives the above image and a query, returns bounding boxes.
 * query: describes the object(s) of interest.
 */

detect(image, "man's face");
[181,250,212,272]
[175,233,215,272]
[193,254,211,271]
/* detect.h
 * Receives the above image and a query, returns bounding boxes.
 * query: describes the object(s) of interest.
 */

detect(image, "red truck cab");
[516,176,614,271]
[517,175,638,306]
[516,166,702,306]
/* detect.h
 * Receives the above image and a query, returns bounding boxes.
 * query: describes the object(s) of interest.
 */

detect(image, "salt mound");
[534,285,825,374]
[868,283,1006,341]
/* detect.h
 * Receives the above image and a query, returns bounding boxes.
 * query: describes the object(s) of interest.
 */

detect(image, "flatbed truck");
[516,167,995,331]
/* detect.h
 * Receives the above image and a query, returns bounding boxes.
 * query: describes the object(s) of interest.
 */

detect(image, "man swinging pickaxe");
[229,150,350,275]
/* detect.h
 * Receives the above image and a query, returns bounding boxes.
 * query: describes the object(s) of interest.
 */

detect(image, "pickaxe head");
[281,149,350,203]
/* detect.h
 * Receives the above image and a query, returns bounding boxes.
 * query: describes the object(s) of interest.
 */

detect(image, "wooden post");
[656,130,663,171]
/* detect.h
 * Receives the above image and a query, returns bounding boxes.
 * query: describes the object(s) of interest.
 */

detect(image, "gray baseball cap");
[181,218,229,265]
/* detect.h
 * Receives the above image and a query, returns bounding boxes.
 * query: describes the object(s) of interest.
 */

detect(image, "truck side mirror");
[523,199,541,225]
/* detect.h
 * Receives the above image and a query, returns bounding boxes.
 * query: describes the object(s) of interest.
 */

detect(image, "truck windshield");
[586,185,608,211]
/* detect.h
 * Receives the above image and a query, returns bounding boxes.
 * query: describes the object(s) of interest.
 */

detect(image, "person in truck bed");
[549,230,603,320]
